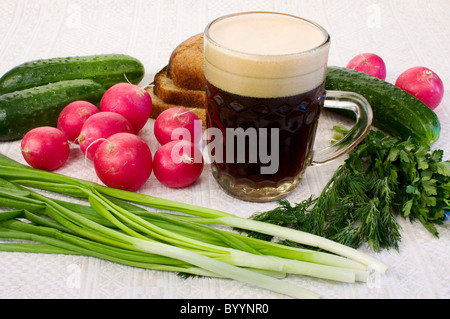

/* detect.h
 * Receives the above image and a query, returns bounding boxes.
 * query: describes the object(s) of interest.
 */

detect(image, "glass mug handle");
[312,90,373,165]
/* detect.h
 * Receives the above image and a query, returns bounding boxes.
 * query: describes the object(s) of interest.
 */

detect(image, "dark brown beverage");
[204,12,332,201]
[204,12,372,202]
[206,80,325,189]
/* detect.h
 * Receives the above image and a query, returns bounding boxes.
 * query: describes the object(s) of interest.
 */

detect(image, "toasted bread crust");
[167,33,204,90]
[149,33,206,125]
[154,66,205,108]
[146,85,206,125]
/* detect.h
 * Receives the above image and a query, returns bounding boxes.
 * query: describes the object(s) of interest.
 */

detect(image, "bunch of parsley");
[248,130,449,252]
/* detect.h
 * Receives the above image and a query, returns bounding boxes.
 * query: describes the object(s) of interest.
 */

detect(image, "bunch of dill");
[247,130,450,252]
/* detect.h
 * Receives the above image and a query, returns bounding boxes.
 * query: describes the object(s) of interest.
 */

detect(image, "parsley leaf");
[248,130,449,252]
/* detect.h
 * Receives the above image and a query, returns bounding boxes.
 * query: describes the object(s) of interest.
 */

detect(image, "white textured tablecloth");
[0,0,448,299]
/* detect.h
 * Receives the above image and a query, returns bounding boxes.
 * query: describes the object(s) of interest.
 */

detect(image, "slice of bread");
[146,84,206,125]
[167,33,204,91]
[154,66,205,109]
[148,33,207,125]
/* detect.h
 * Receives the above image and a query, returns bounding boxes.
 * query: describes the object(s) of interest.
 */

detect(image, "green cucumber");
[0,79,105,141]
[0,54,145,95]
[325,66,441,146]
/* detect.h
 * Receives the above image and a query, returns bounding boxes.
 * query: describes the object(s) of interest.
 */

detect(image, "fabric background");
[0,0,448,299]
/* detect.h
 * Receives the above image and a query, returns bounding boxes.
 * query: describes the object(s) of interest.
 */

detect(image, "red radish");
[154,107,203,145]
[153,140,204,188]
[21,126,70,171]
[395,66,444,110]
[100,82,152,134]
[93,133,153,192]
[347,53,387,80]
[78,112,134,161]
[57,101,99,143]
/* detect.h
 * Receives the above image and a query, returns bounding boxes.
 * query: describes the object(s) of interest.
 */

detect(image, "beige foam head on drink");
[204,12,330,98]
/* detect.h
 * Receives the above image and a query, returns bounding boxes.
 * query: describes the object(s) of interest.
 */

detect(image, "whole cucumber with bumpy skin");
[0,79,105,141]
[0,54,145,94]
[325,66,441,146]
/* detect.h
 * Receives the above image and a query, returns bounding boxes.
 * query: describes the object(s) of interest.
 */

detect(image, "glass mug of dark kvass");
[204,12,372,202]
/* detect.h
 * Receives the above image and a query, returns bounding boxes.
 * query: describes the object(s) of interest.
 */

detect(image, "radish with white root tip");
[395,66,444,110]
[78,112,134,161]
[57,101,99,144]
[153,139,204,188]
[21,126,70,171]
[100,82,152,134]
[93,132,153,192]
[154,107,203,146]
[346,53,387,80]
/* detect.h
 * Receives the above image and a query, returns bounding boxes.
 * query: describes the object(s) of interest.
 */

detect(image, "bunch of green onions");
[0,154,387,299]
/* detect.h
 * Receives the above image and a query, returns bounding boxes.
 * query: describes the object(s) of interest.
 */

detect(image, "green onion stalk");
[0,154,387,298]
